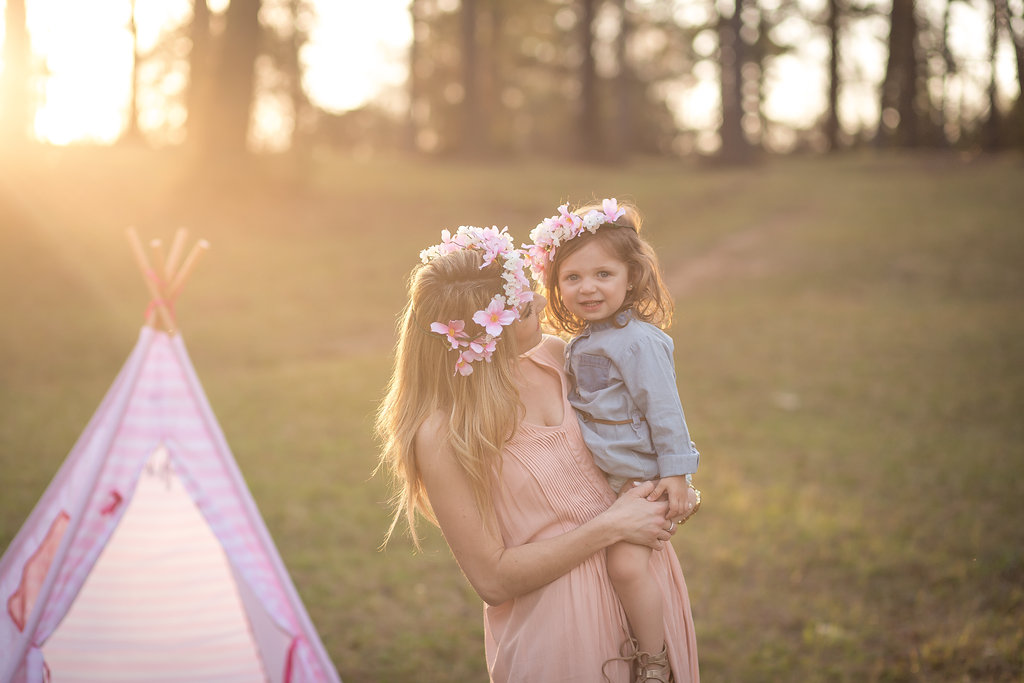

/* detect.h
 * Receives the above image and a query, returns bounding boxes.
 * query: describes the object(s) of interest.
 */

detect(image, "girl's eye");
[565,274,579,282]
[598,271,610,278]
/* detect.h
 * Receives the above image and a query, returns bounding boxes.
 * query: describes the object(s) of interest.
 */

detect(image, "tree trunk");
[1000,0,1023,95]
[480,1,504,153]
[578,0,602,160]
[610,0,632,159]
[406,0,421,153]
[754,11,770,149]
[208,0,262,157]
[286,0,312,151]
[878,0,919,146]
[993,0,1024,145]
[123,0,144,143]
[186,0,213,148]
[0,0,32,150]
[492,2,503,134]
[718,0,751,163]
[824,0,841,151]
[460,0,484,156]
[982,0,1003,149]
[937,0,956,146]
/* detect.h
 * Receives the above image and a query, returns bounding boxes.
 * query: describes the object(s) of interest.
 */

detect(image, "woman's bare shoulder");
[539,333,567,355]
[413,409,449,460]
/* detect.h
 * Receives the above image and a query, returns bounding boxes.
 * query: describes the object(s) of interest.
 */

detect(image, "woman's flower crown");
[421,225,534,376]
[523,198,628,281]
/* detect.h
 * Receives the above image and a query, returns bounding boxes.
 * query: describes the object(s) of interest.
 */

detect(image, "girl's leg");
[606,540,664,654]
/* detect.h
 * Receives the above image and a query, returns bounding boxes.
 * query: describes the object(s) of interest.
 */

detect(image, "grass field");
[1,148,1022,681]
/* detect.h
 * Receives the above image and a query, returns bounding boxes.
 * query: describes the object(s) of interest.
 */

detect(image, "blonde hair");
[376,248,524,547]
[543,200,673,336]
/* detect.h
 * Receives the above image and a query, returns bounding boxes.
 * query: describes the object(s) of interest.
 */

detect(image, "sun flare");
[4,0,412,146]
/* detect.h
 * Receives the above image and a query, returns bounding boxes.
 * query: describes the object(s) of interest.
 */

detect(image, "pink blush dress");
[483,339,700,683]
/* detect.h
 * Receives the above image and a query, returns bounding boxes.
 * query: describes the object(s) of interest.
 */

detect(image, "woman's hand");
[417,416,673,605]
[604,480,674,549]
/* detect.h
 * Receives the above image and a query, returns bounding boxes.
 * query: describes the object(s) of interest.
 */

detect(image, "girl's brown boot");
[634,644,672,683]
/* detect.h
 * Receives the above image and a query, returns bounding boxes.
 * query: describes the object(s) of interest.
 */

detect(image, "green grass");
[1,148,1022,681]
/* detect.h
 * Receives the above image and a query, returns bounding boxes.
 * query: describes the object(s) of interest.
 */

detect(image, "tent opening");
[41,445,288,682]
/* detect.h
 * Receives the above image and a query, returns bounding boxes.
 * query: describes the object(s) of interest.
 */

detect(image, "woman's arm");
[415,414,673,606]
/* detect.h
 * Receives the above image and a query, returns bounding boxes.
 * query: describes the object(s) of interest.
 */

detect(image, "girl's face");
[513,291,546,352]
[556,240,630,324]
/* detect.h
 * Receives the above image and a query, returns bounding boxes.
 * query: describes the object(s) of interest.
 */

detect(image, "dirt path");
[663,209,803,296]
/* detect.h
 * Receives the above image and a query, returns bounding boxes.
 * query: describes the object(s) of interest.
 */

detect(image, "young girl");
[526,198,701,683]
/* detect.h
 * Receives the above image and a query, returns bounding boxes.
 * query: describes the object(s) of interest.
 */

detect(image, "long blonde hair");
[543,200,673,336]
[376,248,524,546]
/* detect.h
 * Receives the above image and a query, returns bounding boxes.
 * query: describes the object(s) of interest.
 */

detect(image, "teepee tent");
[0,230,341,683]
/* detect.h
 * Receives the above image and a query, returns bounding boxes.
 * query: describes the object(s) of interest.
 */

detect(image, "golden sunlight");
[26,0,189,144]
[3,0,411,146]
[0,0,1014,148]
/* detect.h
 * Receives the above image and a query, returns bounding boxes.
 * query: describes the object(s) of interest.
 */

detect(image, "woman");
[376,226,699,682]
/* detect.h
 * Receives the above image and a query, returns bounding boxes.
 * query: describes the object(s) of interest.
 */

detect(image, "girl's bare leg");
[606,540,664,653]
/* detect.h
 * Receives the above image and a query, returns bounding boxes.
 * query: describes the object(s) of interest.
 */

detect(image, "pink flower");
[525,245,549,279]
[434,229,463,256]
[479,242,501,268]
[431,320,466,349]
[454,354,474,376]
[602,198,626,223]
[469,336,497,360]
[558,204,582,234]
[472,297,516,336]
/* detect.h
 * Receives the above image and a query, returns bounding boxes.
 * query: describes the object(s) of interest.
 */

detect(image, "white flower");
[582,211,603,230]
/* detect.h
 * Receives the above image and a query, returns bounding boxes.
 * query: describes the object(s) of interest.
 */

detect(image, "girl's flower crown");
[420,225,534,376]
[523,198,629,281]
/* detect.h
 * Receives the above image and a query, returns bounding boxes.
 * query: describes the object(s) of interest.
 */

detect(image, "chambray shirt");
[565,312,700,481]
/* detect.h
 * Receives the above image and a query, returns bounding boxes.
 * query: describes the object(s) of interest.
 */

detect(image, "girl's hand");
[680,484,701,523]
[648,475,691,520]
[606,481,673,549]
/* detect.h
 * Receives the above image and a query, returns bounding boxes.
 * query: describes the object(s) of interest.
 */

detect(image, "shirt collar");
[583,309,633,335]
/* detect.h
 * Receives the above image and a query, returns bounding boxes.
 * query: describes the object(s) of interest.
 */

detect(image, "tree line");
[1,0,1022,164]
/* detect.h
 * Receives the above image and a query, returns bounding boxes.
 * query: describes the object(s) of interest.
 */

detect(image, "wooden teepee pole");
[126,227,208,335]
[167,239,210,301]
[149,239,167,284]
[165,227,189,279]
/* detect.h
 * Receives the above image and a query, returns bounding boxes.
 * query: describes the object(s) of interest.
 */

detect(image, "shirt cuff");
[657,451,699,478]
